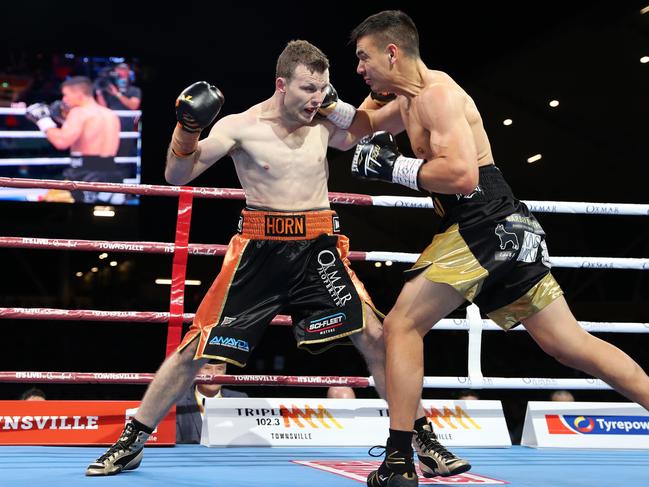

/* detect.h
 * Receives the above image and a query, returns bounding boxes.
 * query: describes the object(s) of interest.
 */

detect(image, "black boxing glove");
[317,84,356,129]
[175,81,224,133]
[351,131,424,191]
[25,103,57,132]
[49,100,70,126]
[370,91,397,106]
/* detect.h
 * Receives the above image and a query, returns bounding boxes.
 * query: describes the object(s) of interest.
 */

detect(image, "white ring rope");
[371,195,649,216]
[0,157,139,166]
[0,130,140,139]
[365,251,649,270]
[438,319,649,334]
[0,107,141,117]
[420,377,612,390]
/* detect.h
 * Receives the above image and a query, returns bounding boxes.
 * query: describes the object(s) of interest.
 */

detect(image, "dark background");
[1,1,648,441]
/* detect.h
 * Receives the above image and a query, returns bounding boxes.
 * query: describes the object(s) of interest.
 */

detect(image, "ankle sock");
[131,418,154,435]
[389,428,414,454]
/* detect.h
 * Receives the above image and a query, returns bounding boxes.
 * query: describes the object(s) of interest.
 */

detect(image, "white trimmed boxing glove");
[352,131,424,191]
[25,103,57,132]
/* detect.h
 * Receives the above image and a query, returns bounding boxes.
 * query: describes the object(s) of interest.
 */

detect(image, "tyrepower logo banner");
[0,401,175,445]
[201,398,510,447]
[546,414,649,435]
[521,401,649,448]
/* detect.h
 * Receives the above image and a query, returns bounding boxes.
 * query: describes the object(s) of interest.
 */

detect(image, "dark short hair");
[61,76,93,95]
[276,40,329,80]
[350,10,420,58]
[19,387,46,400]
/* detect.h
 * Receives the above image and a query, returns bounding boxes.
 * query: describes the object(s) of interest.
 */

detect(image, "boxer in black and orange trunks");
[350,11,649,486]
[86,39,469,477]
[181,209,372,365]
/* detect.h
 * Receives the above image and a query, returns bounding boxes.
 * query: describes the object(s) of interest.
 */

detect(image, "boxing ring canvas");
[1,445,648,486]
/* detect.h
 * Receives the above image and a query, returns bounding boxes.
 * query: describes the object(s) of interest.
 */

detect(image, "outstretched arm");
[328,93,404,151]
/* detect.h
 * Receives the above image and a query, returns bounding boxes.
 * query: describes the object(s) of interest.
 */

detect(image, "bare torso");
[399,70,494,167]
[65,103,120,156]
[226,103,331,211]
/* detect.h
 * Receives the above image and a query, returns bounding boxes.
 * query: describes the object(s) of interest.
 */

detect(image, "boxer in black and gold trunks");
[350,10,649,487]
[406,164,562,331]
[86,39,469,477]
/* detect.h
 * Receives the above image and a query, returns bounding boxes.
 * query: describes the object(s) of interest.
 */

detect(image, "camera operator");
[95,63,141,111]
[95,63,141,157]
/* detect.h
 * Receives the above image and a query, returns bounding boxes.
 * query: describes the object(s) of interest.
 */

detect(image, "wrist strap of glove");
[36,117,57,132]
[171,123,200,157]
[326,100,356,130]
[393,156,424,191]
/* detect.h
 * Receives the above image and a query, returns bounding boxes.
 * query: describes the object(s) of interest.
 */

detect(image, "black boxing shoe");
[413,422,471,478]
[85,421,149,476]
[366,440,418,487]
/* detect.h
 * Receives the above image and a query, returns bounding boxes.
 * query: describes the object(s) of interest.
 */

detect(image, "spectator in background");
[175,360,247,444]
[457,390,479,401]
[550,390,575,402]
[95,63,141,157]
[20,387,46,401]
[327,386,356,399]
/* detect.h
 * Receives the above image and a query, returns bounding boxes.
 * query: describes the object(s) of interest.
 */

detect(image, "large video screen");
[0,52,142,205]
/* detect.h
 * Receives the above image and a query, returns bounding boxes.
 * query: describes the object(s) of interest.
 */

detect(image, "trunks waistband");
[69,155,116,170]
[237,209,340,240]
[430,164,515,218]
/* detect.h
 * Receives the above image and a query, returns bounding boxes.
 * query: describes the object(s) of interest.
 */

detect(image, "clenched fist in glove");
[370,91,397,106]
[171,81,224,157]
[317,84,356,130]
[351,131,424,191]
[25,103,57,132]
[175,81,224,133]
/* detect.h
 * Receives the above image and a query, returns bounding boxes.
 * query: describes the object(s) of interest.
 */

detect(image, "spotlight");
[503,119,513,126]
[155,278,202,286]
[527,154,543,163]
[93,206,115,217]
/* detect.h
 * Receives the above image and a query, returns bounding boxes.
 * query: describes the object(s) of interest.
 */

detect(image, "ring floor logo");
[546,414,649,435]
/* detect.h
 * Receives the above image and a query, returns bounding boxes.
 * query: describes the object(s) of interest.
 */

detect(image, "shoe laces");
[96,423,139,463]
[417,428,456,461]
[368,445,387,458]
[368,444,414,470]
